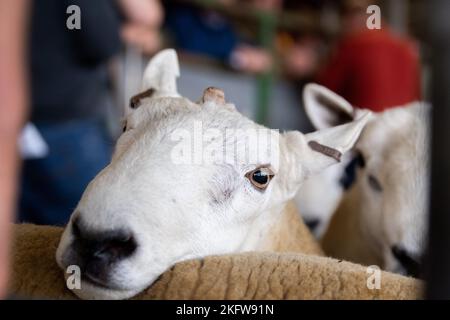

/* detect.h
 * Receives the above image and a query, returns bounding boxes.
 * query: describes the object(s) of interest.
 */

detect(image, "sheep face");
[56,51,370,299]
[303,84,430,277]
[354,104,430,276]
[294,156,349,237]
[57,97,283,299]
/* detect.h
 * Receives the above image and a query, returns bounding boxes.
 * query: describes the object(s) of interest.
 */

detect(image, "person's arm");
[118,0,163,55]
[0,0,30,298]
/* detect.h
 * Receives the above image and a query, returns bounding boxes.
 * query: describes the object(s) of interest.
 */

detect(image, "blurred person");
[164,0,272,74]
[0,0,29,298]
[119,0,164,55]
[0,0,163,297]
[229,0,282,73]
[283,36,321,80]
[18,0,122,226]
[119,0,164,27]
[19,0,163,226]
[285,0,421,112]
[282,0,421,212]
[317,0,421,111]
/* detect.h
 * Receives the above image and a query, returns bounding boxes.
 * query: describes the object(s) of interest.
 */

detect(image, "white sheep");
[55,50,370,299]
[294,154,350,238]
[299,84,429,277]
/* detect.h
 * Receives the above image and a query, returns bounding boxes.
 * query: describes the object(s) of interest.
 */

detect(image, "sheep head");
[56,51,370,299]
[302,84,430,277]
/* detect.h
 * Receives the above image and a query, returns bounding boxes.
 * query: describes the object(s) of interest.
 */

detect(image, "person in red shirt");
[283,0,421,112]
[317,0,421,112]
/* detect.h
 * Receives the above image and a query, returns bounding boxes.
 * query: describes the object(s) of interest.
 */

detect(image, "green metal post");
[255,11,277,125]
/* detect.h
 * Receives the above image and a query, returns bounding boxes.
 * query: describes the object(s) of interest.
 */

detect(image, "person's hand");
[121,23,161,55]
[118,0,163,55]
[230,45,273,74]
[117,0,163,28]
[283,42,319,78]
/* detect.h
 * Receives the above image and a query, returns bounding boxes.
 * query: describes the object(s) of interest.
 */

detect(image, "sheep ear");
[126,49,180,114]
[283,111,371,184]
[142,49,180,97]
[303,83,355,130]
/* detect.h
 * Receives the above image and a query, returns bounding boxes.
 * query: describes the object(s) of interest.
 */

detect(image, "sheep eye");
[368,174,383,192]
[122,120,127,133]
[356,151,366,168]
[246,167,274,190]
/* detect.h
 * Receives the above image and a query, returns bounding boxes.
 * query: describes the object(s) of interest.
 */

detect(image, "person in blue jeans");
[18,0,163,226]
[18,118,113,226]
[17,0,122,226]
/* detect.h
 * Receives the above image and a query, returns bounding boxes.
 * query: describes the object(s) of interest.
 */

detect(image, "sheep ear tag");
[308,140,342,162]
[300,110,371,177]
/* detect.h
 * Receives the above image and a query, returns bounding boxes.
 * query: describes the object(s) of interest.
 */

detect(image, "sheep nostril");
[391,245,421,278]
[71,217,82,239]
[95,235,137,261]
[80,232,137,287]
[88,233,137,266]
[70,224,137,272]
[305,219,320,231]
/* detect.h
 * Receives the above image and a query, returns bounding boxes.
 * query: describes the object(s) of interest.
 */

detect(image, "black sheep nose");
[305,218,321,232]
[391,245,421,278]
[71,218,137,285]
[88,233,137,262]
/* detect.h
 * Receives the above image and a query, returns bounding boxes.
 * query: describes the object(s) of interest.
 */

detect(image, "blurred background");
[10,0,430,227]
